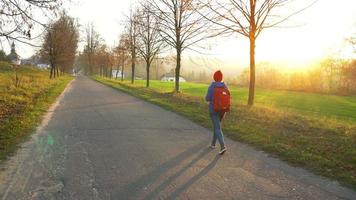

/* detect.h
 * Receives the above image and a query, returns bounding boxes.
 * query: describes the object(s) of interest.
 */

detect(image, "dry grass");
[0,62,73,160]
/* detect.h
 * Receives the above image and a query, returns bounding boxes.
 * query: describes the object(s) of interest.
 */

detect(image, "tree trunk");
[88,53,92,75]
[121,64,124,81]
[56,67,59,78]
[15,70,19,87]
[146,60,150,87]
[116,66,120,79]
[131,60,135,84]
[175,50,181,92]
[50,65,54,79]
[248,37,256,106]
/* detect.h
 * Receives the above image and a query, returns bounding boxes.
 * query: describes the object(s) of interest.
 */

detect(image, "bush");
[0,61,13,72]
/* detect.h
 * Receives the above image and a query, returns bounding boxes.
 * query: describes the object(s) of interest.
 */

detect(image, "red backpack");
[213,86,231,112]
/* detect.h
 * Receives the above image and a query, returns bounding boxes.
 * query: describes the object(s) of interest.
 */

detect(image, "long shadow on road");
[142,148,217,200]
[112,141,217,199]
[165,155,221,200]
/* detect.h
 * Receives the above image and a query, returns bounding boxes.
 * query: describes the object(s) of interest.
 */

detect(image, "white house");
[161,73,186,82]
[112,69,125,78]
[37,63,50,69]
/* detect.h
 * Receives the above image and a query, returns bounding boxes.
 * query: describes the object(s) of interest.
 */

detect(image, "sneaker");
[219,147,227,155]
[209,145,216,149]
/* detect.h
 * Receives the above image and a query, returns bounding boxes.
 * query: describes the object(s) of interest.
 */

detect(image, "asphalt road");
[0,76,355,200]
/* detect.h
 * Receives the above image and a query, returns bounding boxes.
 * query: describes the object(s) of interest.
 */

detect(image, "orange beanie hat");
[213,70,223,82]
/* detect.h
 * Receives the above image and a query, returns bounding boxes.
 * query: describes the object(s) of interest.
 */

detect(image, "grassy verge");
[0,63,73,160]
[93,76,356,190]
[119,80,356,122]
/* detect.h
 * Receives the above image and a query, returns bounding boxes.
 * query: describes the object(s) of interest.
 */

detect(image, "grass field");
[0,62,73,160]
[132,80,356,122]
[94,76,356,189]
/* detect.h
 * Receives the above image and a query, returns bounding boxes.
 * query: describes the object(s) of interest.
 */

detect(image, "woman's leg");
[211,111,225,149]
[210,112,217,146]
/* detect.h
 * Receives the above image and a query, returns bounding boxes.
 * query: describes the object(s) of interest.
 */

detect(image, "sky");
[3,0,356,73]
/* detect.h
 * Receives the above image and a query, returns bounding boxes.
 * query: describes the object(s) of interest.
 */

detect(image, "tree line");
[78,0,318,106]
[237,58,356,95]
[4,0,355,105]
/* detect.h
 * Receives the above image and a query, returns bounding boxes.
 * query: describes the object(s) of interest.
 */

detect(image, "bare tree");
[84,23,101,75]
[0,0,63,45]
[124,8,140,84]
[115,34,130,81]
[202,0,317,105]
[148,0,212,92]
[136,4,165,87]
[57,15,79,75]
[96,44,110,77]
[40,12,79,78]
[112,46,120,79]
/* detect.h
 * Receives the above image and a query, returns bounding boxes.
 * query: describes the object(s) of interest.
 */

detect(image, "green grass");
[93,76,356,190]
[0,63,73,160]
[132,80,356,122]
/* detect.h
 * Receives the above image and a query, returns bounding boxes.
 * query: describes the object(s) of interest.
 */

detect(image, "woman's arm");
[205,84,213,102]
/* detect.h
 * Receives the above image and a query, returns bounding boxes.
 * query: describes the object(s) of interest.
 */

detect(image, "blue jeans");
[209,109,225,149]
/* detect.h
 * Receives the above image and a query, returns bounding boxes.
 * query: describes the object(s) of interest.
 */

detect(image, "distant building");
[20,58,34,66]
[112,69,125,78]
[160,73,186,82]
[8,42,21,65]
[135,76,143,80]
[36,63,50,69]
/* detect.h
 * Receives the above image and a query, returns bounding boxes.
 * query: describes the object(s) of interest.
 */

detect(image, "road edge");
[0,78,75,199]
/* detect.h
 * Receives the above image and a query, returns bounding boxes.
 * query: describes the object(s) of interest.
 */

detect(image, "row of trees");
[78,24,122,79]
[90,0,310,106]
[238,58,356,95]
[2,0,312,105]
[40,13,79,78]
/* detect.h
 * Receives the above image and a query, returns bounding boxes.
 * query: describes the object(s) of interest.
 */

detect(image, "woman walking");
[205,70,230,155]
